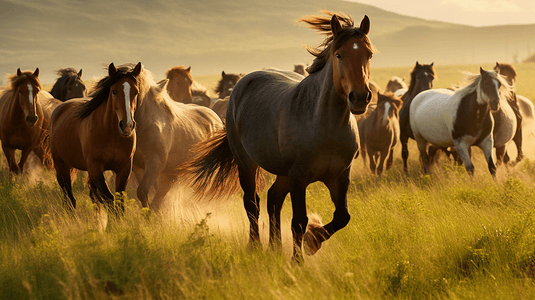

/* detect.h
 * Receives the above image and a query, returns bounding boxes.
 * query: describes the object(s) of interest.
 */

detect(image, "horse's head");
[165,66,193,103]
[330,15,375,115]
[64,69,87,100]
[216,71,243,99]
[376,92,402,126]
[109,62,141,137]
[478,67,503,112]
[14,68,41,126]
[494,62,517,87]
[412,61,435,92]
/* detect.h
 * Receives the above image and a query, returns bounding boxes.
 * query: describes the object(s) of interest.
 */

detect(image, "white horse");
[410,67,511,175]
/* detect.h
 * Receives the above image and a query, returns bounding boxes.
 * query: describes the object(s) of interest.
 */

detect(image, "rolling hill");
[0,0,534,84]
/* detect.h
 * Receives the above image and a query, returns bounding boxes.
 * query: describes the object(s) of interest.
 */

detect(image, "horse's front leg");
[453,139,476,175]
[401,135,410,174]
[267,176,291,251]
[414,135,430,173]
[18,148,32,174]
[304,168,351,257]
[2,145,20,174]
[289,179,308,263]
[87,166,114,207]
[136,159,165,208]
[477,136,496,176]
[376,148,390,175]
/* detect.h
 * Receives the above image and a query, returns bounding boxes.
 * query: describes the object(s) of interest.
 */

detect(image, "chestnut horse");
[50,68,87,101]
[214,71,243,99]
[0,68,56,174]
[165,66,193,104]
[179,12,375,262]
[398,62,436,173]
[50,62,144,211]
[133,77,223,210]
[385,76,407,94]
[410,68,511,175]
[358,93,402,175]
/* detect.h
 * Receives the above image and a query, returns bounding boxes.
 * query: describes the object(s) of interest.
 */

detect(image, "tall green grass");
[2,63,535,299]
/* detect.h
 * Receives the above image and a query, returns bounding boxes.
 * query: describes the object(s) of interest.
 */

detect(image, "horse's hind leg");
[150,174,176,211]
[304,168,351,258]
[513,125,524,162]
[267,176,291,251]
[237,164,261,250]
[495,145,506,165]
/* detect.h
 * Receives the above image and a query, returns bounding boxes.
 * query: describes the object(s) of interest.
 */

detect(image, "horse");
[369,80,381,103]
[214,71,243,99]
[398,61,436,173]
[293,64,309,77]
[357,92,402,175]
[494,62,523,163]
[0,68,55,174]
[192,80,213,108]
[165,66,193,104]
[178,11,376,262]
[50,62,145,212]
[385,76,407,94]
[409,67,511,175]
[132,77,224,211]
[50,68,87,101]
[211,96,229,122]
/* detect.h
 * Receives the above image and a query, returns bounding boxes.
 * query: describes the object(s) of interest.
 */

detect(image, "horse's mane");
[454,70,512,100]
[214,73,242,95]
[143,79,180,117]
[7,70,42,91]
[378,92,403,110]
[78,63,152,119]
[165,66,193,83]
[298,11,376,74]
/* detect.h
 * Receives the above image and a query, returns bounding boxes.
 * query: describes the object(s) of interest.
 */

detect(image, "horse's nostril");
[366,91,372,103]
[119,120,125,130]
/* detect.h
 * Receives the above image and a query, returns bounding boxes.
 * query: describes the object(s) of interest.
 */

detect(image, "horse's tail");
[177,129,242,200]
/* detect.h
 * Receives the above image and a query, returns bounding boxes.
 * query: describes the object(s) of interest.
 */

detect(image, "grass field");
[2,63,535,299]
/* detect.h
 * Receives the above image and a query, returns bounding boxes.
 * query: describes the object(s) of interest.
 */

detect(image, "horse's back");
[38,91,63,122]
[211,97,229,121]
[410,89,457,147]
[50,99,86,167]
[518,95,535,120]
[492,97,517,147]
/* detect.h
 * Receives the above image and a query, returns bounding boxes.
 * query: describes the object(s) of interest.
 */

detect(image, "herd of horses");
[1,11,533,262]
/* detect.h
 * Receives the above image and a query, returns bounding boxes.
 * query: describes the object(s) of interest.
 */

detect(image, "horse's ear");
[156,79,169,92]
[33,68,39,78]
[430,62,434,67]
[108,63,117,76]
[416,61,420,67]
[17,68,22,76]
[222,71,226,77]
[78,69,83,79]
[186,66,191,72]
[359,15,370,35]
[132,62,142,77]
[480,67,486,76]
[331,14,342,35]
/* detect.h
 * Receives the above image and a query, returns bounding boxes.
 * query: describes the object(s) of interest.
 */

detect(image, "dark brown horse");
[50,62,144,211]
[50,68,87,101]
[398,62,436,173]
[179,11,375,262]
[358,93,402,175]
[214,71,243,99]
[0,68,55,174]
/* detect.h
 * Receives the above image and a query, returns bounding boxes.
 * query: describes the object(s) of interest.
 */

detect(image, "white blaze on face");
[27,83,33,105]
[353,43,359,50]
[383,102,391,122]
[123,81,132,125]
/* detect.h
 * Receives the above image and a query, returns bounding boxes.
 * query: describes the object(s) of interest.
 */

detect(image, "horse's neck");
[303,62,351,125]
[459,90,490,125]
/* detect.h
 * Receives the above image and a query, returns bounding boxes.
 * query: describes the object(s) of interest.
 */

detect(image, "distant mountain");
[1,0,533,84]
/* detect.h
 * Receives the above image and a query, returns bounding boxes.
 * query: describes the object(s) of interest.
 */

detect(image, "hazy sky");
[349,0,535,26]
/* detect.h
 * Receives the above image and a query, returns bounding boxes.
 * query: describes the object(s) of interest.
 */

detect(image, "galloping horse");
[293,64,309,77]
[133,77,223,210]
[50,68,87,101]
[50,62,144,211]
[211,96,229,122]
[358,93,402,175]
[398,62,436,173]
[385,76,407,94]
[410,68,511,175]
[0,68,54,174]
[214,71,243,99]
[179,11,375,262]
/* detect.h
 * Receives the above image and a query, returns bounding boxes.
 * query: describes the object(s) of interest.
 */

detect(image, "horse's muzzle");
[119,120,136,137]
[26,115,38,126]
[349,91,371,115]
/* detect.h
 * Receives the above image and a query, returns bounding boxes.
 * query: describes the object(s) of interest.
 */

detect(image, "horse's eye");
[335,53,341,60]
[111,90,116,96]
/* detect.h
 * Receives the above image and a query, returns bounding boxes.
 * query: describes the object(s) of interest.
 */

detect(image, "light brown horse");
[214,71,243,99]
[0,68,55,174]
[358,93,402,175]
[133,77,223,210]
[50,62,144,211]
[179,11,376,262]
[293,64,309,77]
[165,66,193,104]
[385,76,407,94]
